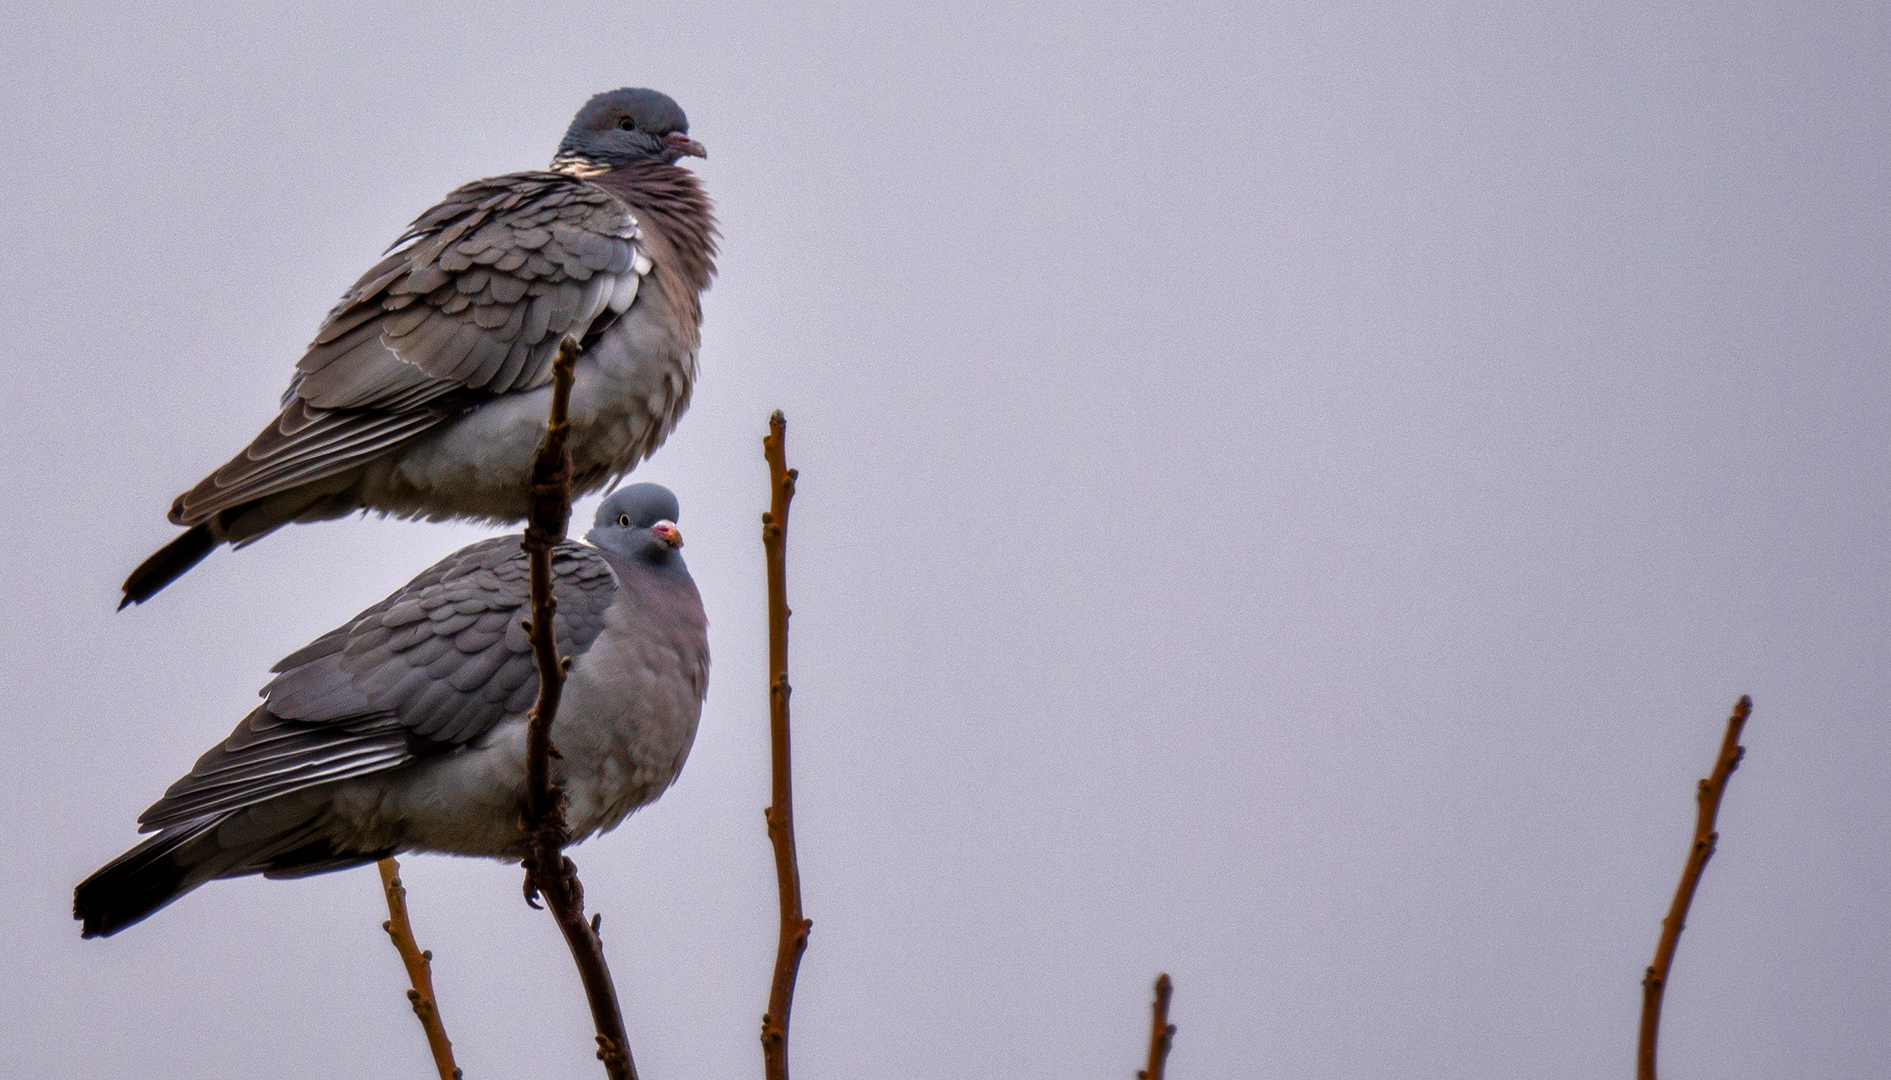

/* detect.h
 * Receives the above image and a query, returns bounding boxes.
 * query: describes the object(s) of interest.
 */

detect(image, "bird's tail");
[73,819,226,938]
[76,810,395,937]
[122,479,366,608]
[120,523,220,609]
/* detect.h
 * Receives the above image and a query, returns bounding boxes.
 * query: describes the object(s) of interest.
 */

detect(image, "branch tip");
[375,857,460,1080]
[1637,696,1753,1080]
[1138,972,1177,1080]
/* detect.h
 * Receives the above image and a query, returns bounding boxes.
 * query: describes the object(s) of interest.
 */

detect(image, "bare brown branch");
[522,336,580,833]
[519,336,638,1080]
[1137,973,1176,1080]
[760,410,811,1080]
[1637,695,1752,1080]
[377,857,462,1080]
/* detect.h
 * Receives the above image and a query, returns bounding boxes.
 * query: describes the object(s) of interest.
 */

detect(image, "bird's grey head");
[585,483,688,575]
[552,88,706,175]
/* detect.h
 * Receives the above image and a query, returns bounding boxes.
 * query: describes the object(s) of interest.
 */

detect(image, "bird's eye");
[618,514,632,527]
[617,118,636,131]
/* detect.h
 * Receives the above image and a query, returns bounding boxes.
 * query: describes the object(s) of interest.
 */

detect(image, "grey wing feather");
[178,402,450,516]
[137,537,618,831]
[297,173,646,407]
[174,173,647,526]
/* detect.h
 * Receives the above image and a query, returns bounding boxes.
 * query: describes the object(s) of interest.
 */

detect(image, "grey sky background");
[3,1,1887,1076]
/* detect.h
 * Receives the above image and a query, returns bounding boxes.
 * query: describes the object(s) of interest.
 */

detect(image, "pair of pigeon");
[75,89,720,938]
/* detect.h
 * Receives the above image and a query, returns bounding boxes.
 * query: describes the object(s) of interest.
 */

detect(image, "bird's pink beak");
[651,521,684,548]
[663,132,707,159]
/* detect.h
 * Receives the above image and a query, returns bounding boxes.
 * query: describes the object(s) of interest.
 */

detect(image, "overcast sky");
[3,1,1888,1077]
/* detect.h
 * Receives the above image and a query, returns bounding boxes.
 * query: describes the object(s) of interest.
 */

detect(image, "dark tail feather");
[74,821,221,938]
[76,814,388,937]
[121,524,220,609]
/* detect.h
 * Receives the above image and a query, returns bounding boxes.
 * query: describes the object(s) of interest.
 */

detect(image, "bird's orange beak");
[651,521,684,548]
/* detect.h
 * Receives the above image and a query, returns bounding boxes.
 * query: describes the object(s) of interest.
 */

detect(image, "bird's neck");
[588,161,720,301]
[549,151,612,178]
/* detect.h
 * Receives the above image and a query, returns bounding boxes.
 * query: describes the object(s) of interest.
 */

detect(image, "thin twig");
[377,857,462,1080]
[519,336,638,1080]
[1137,973,1176,1080]
[760,410,810,1080]
[1637,695,1752,1080]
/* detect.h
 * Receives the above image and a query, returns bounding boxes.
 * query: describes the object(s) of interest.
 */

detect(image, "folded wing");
[137,537,618,831]
[173,173,649,526]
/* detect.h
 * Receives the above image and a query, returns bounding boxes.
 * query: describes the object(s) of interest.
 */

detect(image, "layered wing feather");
[298,172,647,404]
[172,172,649,526]
[138,537,618,831]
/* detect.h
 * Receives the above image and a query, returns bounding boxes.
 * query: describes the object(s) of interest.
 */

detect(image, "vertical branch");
[522,337,579,831]
[377,857,462,1080]
[1637,695,1752,1080]
[760,410,810,1080]
[519,336,638,1080]
[1137,973,1176,1080]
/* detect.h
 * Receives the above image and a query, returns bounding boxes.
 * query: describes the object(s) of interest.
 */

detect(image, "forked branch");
[1637,695,1752,1080]
[520,336,638,1080]
[760,411,811,1080]
[376,857,461,1080]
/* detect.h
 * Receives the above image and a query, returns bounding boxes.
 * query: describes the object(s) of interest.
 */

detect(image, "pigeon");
[120,88,718,607]
[77,484,708,938]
